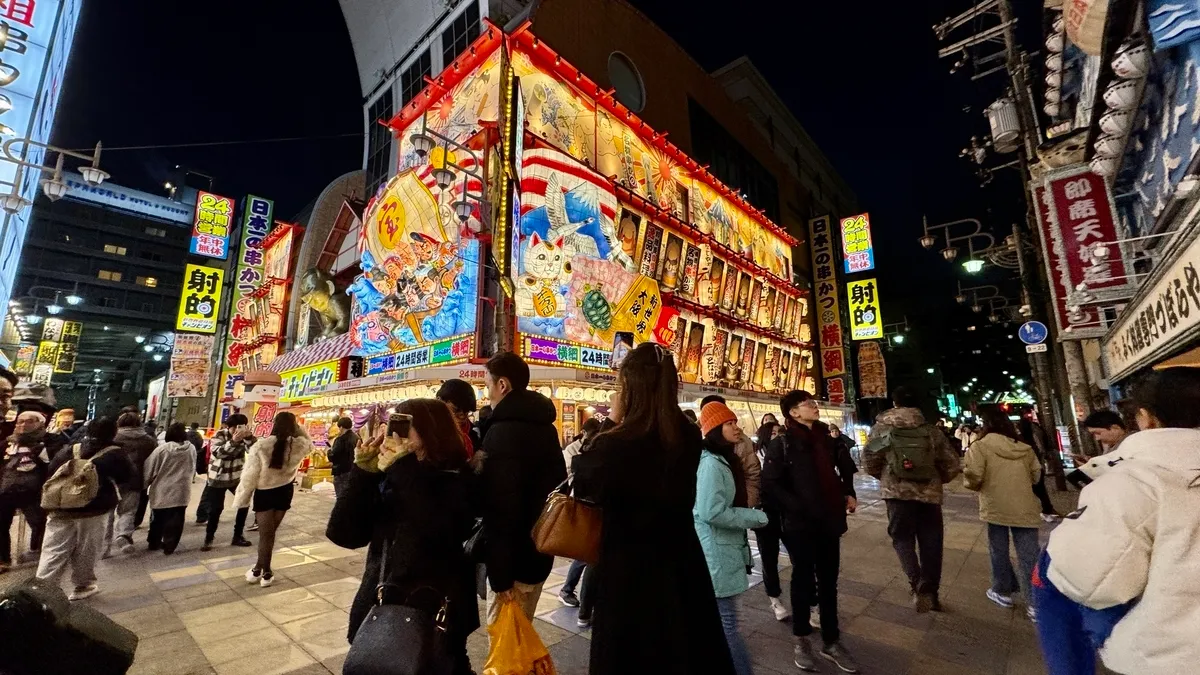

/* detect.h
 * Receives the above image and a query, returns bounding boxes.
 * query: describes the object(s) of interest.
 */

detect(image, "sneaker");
[576,614,591,628]
[769,596,790,621]
[793,636,817,672]
[200,540,214,552]
[245,567,263,584]
[68,584,99,601]
[820,642,860,673]
[930,595,943,612]
[117,536,135,555]
[809,605,821,629]
[914,592,935,614]
[247,522,259,532]
[260,573,274,588]
[231,537,253,548]
[1027,606,1038,623]
[1041,513,1059,523]
[558,590,580,607]
[986,588,1014,609]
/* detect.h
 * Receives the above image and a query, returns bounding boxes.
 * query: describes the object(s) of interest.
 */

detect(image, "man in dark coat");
[109,412,157,554]
[762,390,860,673]
[326,417,357,496]
[187,423,206,476]
[476,352,566,623]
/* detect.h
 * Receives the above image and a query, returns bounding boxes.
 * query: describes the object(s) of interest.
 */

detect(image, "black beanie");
[436,378,477,413]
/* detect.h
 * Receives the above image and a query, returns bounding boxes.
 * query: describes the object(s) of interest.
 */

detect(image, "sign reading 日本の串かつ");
[809,216,848,404]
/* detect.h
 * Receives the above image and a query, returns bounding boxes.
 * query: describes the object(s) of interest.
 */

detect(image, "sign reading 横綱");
[808,216,848,404]
[847,279,883,340]
[839,213,875,274]
[1035,166,1130,339]
[176,264,225,334]
[190,191,235,259]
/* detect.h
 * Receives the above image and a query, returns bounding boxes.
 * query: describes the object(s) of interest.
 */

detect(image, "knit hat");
[13,381,55,414]
[699,401,738,437]
[436,378,477,413]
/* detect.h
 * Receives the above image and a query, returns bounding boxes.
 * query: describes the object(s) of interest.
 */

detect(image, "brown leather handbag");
[530,479,601,565]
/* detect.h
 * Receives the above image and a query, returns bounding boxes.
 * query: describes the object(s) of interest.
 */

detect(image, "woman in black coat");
[573,343,735,675]
[326,398,478,675]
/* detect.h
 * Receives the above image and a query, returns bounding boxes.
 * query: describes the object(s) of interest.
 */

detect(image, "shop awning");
[267,333,355,374]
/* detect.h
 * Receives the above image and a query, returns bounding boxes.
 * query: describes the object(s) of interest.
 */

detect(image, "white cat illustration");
[515,231,571,319]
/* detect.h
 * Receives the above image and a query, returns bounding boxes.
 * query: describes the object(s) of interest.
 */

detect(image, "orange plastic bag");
[483,598,557,675]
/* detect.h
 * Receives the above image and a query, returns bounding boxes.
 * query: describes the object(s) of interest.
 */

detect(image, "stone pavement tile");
[248,587,338,624]
[937,585,1017,628]
[862,597,936,632]
[179,599,258,628]
[201,625,292,665]
[288,541,358,561]
[158,571,222,591]
[325,589,358,610]
[280,561,351,585]
[321,653,347,674]
[747,631,802,673]
[836,632,916,673]
[228,576,303,599]
[170,587,242,614]
[110,601,186,639]
[85,589,165,615]
[839,577,885,600]
[533,590,563,618]
[539,605,587,635]
[531,616,574,647]
[202,554,258,572]
[164,579,231,603]
[547,634,591,675]
[126,629,211,675]
[210,643,316,675]
[919,613,1011,674]
[149,563,210,582]
[466,631,489,669]
[1007,646,1050,675]
[836,592,872,618]
[325,554,366,577]
[264,550,320,570]
[840,563,899,587]
[305,576,360,599]
[907,654,993,675]
[281,609,350,662]
[187,609,274,645]
[875,577,919,607]
[842,614,924,651]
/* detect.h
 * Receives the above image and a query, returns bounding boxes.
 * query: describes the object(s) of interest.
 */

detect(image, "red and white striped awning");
[267,333,355,374]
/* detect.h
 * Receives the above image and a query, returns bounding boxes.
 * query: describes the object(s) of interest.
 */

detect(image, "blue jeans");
[988,524,1040,604]
[716,596,754,675]
[563,559,586,594]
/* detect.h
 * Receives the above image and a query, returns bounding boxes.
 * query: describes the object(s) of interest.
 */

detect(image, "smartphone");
[387,413,412,439]
[611,331,634,370]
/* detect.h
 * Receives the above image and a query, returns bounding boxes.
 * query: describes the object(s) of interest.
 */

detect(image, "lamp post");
[408,117,489,230]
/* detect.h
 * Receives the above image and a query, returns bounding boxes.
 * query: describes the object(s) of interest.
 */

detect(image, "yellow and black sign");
[847,278,883,341]
[176,264,225,334]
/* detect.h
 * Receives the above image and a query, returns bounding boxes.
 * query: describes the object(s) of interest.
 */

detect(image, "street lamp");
[892,334,906,345]
[927,367,936,374]
[134,335,146,344]
[0,139,109,209]
[963,259,986,273]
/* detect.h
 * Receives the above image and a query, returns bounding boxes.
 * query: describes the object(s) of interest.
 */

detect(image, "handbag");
[530,479,602,565]
[343,540,454,675]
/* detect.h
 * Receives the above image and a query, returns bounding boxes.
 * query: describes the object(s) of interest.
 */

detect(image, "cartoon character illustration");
[410,232,439,264]
[347,275,386,314]
[515,232,570,318]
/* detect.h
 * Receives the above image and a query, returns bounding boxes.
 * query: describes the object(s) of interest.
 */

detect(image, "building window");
[365,90,395,198]
[99,297,118,308]
[138,250,163,262]
[145,226,166,237]
[441,1,480,65]
[136,276,158,288]
[400,50,432,106]
[141,302,155,313]
[97,270,123,282]
[103,244,127,255]
[608,52,646,113]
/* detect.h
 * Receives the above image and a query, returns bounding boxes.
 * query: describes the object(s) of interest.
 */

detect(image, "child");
[143,423,197,554]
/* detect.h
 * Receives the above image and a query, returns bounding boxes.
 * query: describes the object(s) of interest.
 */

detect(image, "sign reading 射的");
[190,191,235,259]
[839,213,875,274]
[176,264,224,334]
[847,279,883,340]
[364,335,476,376]
[809,216,848,404]
[279,359,342,403]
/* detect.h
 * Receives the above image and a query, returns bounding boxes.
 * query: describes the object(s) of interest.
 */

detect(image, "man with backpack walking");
[864,386,961,613]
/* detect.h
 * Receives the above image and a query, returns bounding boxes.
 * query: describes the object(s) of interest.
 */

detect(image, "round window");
[608,52,645,113]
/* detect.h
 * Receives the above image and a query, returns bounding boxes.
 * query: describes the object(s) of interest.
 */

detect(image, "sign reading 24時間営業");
[190,191,235,259]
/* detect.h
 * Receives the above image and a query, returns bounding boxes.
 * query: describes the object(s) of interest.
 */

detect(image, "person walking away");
[573,343,737,675]
[109,412,156,555]
[696,401,769,675]
[702,395,761,509]
[558,417,602,610]
[37,417,131,600]
[235,411,311,587]
[326,417,357,497]
[187,422,207,477]
[143,423,197,554]
[753,421,788,621]
[1019,417,1059,521]
[863,386,961,614]
[963,408,1043,622]
[762,390,859,673]
[437,378,481,456]
[0,411,64,571]
[198,413,254,551]
[0,368,16,449]
[956,423,980,452]
[1038,367,1200,674]
[327,399,479,674]
[476,352,565,623]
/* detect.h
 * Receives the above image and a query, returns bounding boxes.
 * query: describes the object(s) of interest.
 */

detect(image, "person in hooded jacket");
[37,417,131,601]
[109,412,157,555]
[573,343,736,675]
[0,410,64,572]
[963,408,1043,621]
[702,395,760,509]
[327,398,478,674]
[144,423,198,555]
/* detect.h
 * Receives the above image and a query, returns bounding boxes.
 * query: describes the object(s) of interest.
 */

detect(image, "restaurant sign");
[808,216,848,404]
[521,334,612,371]
[279,359,342,403]
[363,334,475,377]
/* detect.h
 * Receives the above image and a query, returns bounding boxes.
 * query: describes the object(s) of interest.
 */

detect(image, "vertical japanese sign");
[1036,166,1129,338]
[839,213,876,273]
[13,343,36,376]
[847,279,883,340]
[809,216,848,404]
[31,318,82,383]
[176,264,225,334]
[189,191,235,259]
[218,195,273,397]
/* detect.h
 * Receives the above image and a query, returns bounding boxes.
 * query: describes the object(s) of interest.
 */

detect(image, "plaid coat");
[207,429,251,489]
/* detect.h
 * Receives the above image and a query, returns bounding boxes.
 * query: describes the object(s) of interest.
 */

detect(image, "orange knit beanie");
[699,401,738,437]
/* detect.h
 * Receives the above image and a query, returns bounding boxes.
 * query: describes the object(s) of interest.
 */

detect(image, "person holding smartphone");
[197,413,254,552]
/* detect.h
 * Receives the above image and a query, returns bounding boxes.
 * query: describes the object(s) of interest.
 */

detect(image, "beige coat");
[962,433,1042,528]
[734,436,760,508]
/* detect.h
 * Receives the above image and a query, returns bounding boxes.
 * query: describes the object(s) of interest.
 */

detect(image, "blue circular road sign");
[1019,321,1048,345]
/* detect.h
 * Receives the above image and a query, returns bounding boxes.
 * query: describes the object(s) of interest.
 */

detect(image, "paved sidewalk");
[0,475,1078,674]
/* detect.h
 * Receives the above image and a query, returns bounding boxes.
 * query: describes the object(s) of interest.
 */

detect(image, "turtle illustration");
[578,283,612,334]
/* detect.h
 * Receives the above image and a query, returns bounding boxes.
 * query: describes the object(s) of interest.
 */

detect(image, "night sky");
[50,0,1044,397]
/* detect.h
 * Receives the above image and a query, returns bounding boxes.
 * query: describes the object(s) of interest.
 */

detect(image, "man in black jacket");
[762,390,859,674]
[326,417,357,496]
[477,352,566,623]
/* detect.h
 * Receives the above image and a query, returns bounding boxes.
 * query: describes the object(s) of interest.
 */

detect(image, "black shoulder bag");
[343,539,454,675]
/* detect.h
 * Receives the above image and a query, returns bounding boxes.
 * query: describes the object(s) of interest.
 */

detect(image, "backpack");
[870,427,939,483]
[40,444,116,510]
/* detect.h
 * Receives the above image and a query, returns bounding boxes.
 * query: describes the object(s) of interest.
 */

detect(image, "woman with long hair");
[234,411,312,587]
[573,343,737,675]
[327,399,478,673]
[963,408,1043,621]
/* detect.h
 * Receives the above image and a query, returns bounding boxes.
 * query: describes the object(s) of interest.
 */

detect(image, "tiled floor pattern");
[0,475,1082,674]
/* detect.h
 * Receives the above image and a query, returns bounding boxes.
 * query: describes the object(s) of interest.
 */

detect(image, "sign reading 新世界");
[190,191,235,260]
[847,279,883,340]
[808,216,848,405]
[176,264,224,334]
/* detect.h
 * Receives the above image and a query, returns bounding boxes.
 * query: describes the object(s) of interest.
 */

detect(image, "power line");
[70,132,362,153]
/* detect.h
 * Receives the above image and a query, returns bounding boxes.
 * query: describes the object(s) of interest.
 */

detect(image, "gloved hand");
[354,428,385,473]
[377,434,412,471]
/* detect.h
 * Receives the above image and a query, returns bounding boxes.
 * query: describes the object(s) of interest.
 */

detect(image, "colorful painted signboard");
[176,264,224,334]
[521,334,612,370]
[363,334,475,376]
[167,333,214,398]
[279,359,341,403]
[190,191,235,260]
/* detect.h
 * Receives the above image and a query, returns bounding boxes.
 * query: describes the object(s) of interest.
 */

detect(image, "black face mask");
[15,428,44,445]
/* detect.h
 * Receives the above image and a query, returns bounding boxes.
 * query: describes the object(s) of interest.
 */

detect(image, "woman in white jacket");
[234,411,312,587]
[1045,367,1200,674]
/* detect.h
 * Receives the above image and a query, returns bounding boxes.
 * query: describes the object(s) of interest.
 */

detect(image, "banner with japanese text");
[168,334,214,398]
[217,195,273,399]
[176,264,225,334]
[809,216,848,404]
[847,279,883,340]
[190,191,235,260]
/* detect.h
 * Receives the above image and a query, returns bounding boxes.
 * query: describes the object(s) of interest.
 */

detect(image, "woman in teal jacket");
[696,402,769,675]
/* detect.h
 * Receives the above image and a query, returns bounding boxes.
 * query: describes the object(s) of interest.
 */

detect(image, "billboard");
[839,213,875,273]
[167,333,214,398]
[847,279,883,340]
[809,216,848,404]
[63,172,194,224]
[231,222,298,371]
[176,264,225,334]
[31,318,82,383]
[217,195,273,396]
[189,191,235,259]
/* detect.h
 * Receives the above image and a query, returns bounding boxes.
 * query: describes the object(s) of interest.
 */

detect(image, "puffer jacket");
[694,448,768,598]
[1046,428,1200,675]
[961,433,1042,528]
[144,441,197,509]
[864,407,961,504]
[233,434,313,509]
[114,427,158,492]
[733,436,761,508]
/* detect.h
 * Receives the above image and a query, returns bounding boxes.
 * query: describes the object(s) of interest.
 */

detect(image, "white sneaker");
[809,605,821,629]
[245,567,263,584]
[1040,513,1059,523]
[769,596,790,621]
[68,584,99,601]
[260,573,274,588]
[986,588,1014,608]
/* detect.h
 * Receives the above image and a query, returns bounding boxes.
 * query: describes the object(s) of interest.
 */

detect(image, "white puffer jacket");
[1046,427,1200,675]
[233,434,312,509]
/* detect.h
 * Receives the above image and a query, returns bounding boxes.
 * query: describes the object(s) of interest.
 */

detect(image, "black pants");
[147,507,186,554]
[0,495,46,563]
[1032,470,1057,515]
[885,499,945,596]
[201,485,248,542]
[781,529,841,645]
[134,489,149,528]
[754,509,783,598]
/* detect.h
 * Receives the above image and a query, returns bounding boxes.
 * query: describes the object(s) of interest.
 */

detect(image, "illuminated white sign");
[62,171,194,224]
